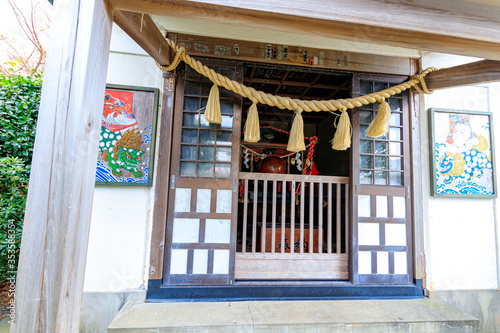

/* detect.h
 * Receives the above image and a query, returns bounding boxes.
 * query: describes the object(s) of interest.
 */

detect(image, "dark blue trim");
[147,279,424,302]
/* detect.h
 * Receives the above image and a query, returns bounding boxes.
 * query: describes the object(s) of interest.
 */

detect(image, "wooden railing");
[237,172,349,256]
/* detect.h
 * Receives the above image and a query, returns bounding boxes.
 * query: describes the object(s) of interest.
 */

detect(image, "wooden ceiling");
[241,64,351,124]
[111,0,500,60]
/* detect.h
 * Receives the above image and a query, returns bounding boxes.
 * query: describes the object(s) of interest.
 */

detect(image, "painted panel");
[431,109,495,197]
[96,86,158,186]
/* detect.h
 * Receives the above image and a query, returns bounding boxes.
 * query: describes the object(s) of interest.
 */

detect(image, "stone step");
[108,298,479,332]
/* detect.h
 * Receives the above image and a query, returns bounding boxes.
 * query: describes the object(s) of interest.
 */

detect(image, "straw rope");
[157,39,436,113]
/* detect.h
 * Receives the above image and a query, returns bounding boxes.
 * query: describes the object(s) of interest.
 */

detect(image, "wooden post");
[13,0,113,332]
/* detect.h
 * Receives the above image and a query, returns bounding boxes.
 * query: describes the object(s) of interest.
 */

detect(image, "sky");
[0,0,52,64]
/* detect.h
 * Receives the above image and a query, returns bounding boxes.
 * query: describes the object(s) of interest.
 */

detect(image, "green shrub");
[0,73,42,175]
[0,73,41,281]
[0,157,28,280]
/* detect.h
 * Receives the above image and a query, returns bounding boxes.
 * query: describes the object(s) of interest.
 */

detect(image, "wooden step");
[108,298,479,332]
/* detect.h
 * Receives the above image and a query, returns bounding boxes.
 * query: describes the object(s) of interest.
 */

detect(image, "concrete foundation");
[108,298,478,332]
[80,291,145,333]
[430,289,500,333]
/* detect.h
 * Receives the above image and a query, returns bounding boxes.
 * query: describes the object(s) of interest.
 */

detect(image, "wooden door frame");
[351,72,414,285]
[160,59,243,285]
[148,53,419,287]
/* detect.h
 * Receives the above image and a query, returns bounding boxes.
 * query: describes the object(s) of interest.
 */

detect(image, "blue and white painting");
[433,111,494,196]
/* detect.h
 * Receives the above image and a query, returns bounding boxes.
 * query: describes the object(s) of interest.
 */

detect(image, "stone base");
[429,289,500,332]
[108,298,478,332]
[80,291,145,333]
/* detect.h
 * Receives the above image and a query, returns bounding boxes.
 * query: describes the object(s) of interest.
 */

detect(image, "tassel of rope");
[365,98,392,138]
[331,106,352,150]
[287,108,306,152]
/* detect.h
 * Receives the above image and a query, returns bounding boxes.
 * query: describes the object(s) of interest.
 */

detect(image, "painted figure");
[100,127,145,177]
[102,93,138,132]
[436,114,493,194]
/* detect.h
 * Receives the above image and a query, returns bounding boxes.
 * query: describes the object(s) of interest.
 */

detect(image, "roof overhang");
[110,0,500,61]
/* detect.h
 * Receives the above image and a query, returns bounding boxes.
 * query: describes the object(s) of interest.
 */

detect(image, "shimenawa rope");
[156,38,436,151]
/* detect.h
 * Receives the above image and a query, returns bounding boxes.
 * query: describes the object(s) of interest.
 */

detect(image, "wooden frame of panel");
[351,72,414,285]
[429,108,497,198]
[95,84,159,187]
[162,58,243,285]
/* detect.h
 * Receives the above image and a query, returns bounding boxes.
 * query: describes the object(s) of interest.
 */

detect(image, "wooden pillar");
[13,0,113,332]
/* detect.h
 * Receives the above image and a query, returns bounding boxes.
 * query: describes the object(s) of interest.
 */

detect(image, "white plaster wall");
[420,53,499,290]
[83,25,162,292]
[491,81,500,289]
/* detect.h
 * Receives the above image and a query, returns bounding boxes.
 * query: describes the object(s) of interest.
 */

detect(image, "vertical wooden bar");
[337,183,342,254]
[309,182,314,254]
[300,181,305,254]
[271,180,277,253]
[281,180,286,253]
[318,182,323,254]
[327,182,332,254]
[149,71,174,280]
[252,179,258,253]
[345,184,349,255]
[291,182,296,254]
[14,1,113,331]
[242,179,249,253]
[262,180,268,252]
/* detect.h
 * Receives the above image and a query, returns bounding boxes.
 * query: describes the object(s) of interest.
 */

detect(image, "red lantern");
[259,156,286,174]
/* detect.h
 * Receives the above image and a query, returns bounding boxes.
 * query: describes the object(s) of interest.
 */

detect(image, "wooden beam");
[426,60,500,90]
[114,10,170,65]
[149,71,175,280]
[13,0,113,331]
[110,0,500,60]
[160,0,500,44]
[177,34,413,76]
[244,78,349,91]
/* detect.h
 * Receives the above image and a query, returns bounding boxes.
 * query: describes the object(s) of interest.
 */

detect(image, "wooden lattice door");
[163,60,243,285]
[351,74,414,284]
